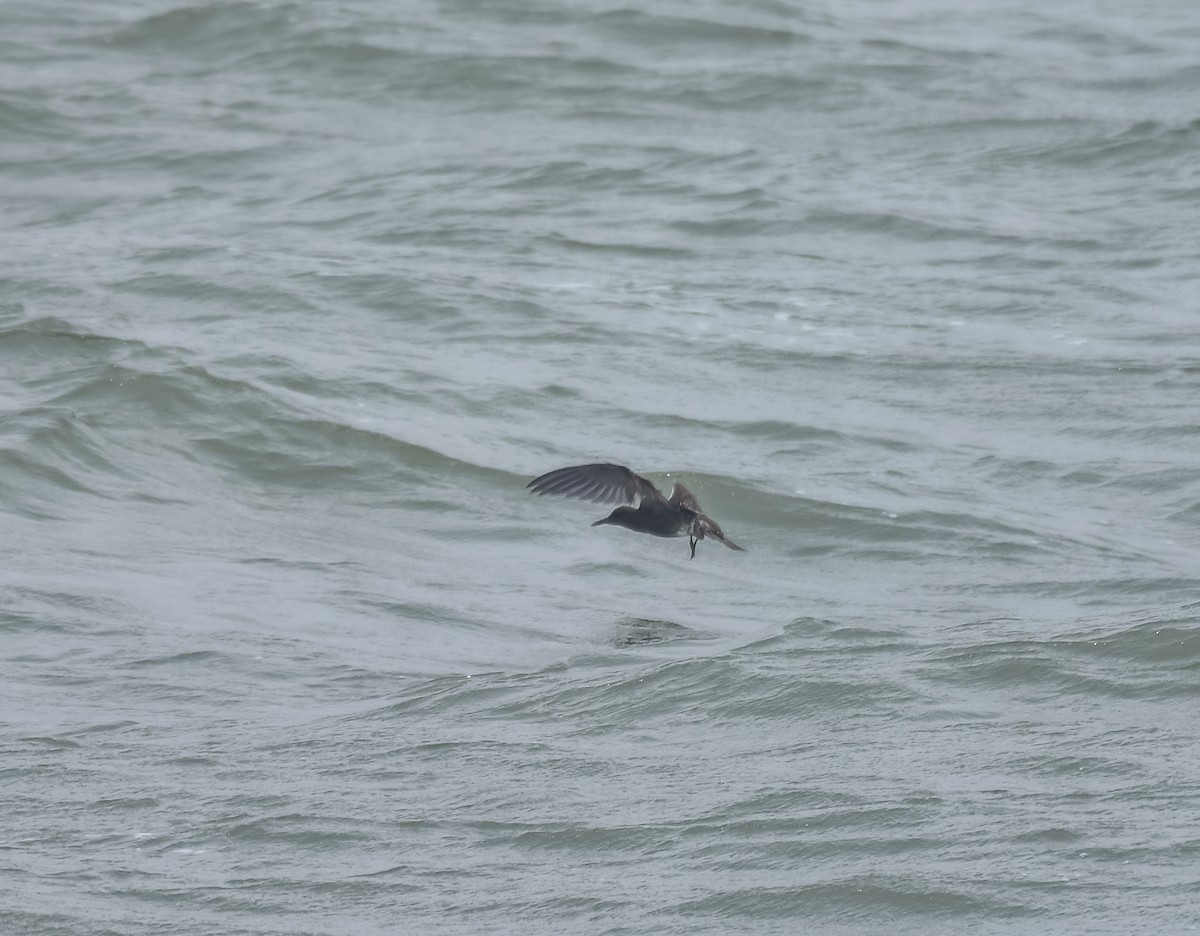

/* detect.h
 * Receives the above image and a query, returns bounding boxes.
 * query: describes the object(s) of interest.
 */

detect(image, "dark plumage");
[527,463,744,559]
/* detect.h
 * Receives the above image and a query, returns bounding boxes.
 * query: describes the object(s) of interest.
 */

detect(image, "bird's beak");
[591,517,611,527]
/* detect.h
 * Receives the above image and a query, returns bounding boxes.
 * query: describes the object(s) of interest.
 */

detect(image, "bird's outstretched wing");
[667,482,702,512]
[527,463,663,505]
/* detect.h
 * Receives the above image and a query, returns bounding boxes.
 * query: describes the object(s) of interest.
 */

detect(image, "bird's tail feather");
[694,515,745,551]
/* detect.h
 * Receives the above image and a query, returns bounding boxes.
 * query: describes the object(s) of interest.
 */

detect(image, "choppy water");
[4,1,1200,933]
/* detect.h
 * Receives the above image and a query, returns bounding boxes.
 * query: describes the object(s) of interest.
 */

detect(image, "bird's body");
[527,463,744,559]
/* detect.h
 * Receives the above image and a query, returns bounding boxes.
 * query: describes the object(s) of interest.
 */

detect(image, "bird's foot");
[689,536,697,559]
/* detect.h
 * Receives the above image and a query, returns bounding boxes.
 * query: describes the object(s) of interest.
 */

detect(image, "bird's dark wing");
[527,463,663,505]
[667,482,702,512]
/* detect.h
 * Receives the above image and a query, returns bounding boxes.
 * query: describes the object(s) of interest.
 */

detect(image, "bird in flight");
[527,463,744,559]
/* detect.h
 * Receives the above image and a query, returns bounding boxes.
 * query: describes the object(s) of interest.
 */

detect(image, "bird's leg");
[689,536,697,559]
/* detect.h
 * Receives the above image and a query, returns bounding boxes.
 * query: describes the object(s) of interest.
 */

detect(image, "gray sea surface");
[3,0,1200,933]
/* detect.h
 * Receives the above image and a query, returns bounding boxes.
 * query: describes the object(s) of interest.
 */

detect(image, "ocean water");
[3,0,1199,933]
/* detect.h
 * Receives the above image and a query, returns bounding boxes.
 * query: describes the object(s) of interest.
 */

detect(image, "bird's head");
[591,506,637,529]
